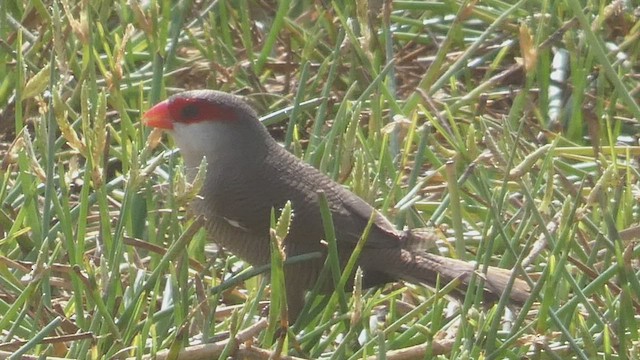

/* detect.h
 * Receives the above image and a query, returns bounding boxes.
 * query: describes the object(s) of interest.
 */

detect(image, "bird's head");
[143,90,271,169]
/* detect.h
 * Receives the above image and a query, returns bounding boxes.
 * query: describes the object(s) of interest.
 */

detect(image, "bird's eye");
[181,104,199,119]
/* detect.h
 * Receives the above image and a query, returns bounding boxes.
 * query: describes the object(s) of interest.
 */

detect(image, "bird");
[142,90,530,321]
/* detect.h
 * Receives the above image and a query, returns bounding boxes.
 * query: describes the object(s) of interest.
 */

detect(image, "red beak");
[142,100,174,130]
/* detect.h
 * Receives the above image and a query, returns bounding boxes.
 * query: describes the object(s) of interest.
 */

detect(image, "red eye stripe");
[168,97,238,124]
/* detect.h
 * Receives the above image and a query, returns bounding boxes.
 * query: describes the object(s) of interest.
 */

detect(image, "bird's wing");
[239,146,405,250]
[325,180,404,249]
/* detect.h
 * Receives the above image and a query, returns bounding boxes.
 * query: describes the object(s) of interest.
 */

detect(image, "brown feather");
[145,90,532,321]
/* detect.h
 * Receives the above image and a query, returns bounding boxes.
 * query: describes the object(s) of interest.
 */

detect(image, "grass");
[1,0,639,358]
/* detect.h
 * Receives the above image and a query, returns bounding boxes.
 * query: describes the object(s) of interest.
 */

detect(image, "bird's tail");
[362,249,531,304]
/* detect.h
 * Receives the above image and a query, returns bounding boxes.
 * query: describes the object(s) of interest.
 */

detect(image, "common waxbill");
[143,90,530,320]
